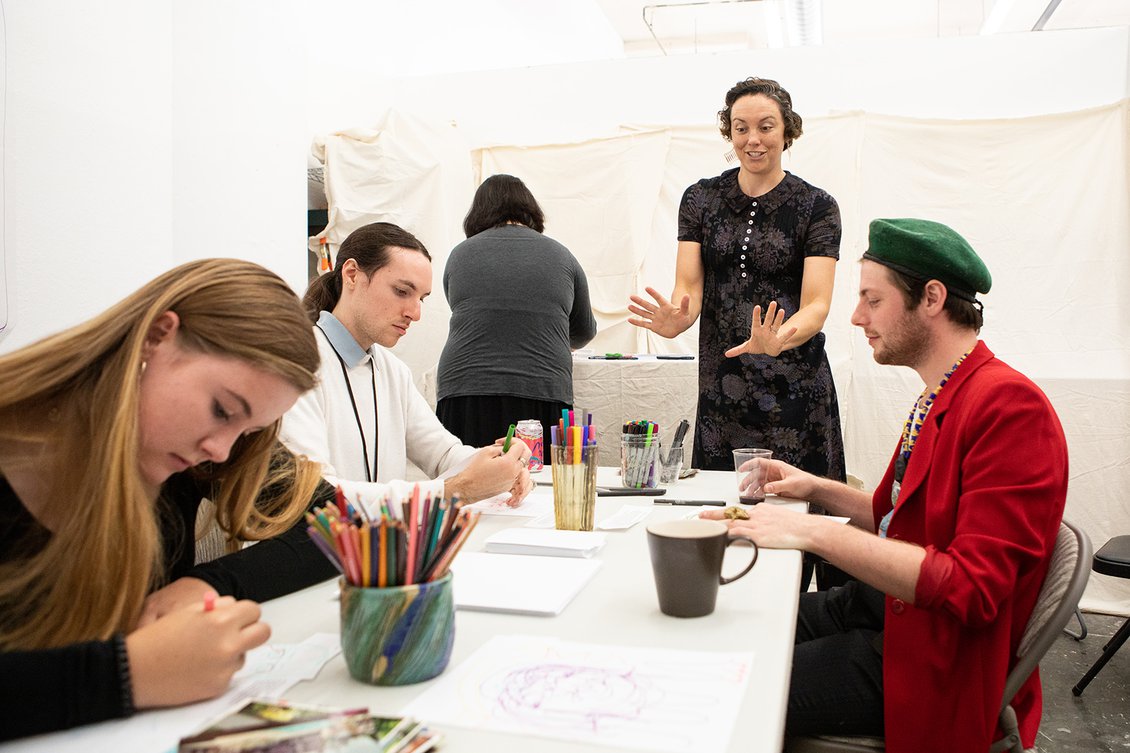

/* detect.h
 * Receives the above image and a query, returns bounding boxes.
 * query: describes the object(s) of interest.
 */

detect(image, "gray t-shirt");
[437,224,596,404]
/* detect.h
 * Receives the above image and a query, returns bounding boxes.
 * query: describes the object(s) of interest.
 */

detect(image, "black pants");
[786,580,886,735]
[436,394,570,462]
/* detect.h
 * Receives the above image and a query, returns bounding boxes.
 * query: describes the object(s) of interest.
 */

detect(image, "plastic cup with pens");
[550,419,598,531]
[658,443,683,485]
[658,418,691,485]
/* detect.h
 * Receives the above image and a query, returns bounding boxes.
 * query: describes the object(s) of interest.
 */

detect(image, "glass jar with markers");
[620,420,660,489]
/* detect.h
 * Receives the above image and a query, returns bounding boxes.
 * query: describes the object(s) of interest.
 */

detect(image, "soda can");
[515,419,544,472]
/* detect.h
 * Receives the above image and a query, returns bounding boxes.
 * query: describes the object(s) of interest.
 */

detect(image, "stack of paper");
[450,552,602,616]
[482,528,606,558]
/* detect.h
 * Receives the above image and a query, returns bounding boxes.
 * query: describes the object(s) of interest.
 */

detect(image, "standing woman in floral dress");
[629,78,846,586]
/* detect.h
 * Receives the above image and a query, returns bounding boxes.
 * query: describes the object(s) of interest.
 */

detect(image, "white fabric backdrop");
[314,101,1130,615]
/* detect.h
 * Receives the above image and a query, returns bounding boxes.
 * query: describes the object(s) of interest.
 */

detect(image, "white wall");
[4,2,1123,354]
[0,0,306,353]
[306,26,1130,144]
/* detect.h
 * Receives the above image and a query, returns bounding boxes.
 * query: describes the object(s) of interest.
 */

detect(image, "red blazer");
[873,342,1067,753]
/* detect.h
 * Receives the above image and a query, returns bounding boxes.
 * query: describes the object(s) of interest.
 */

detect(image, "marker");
[502,423,516,453]
[653,499,727,506]
[203,592,216,612]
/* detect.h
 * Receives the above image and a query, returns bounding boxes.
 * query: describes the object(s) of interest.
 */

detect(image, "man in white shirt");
[282,222,532,508]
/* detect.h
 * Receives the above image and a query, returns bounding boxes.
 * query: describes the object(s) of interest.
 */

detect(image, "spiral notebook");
[450,552,602,616]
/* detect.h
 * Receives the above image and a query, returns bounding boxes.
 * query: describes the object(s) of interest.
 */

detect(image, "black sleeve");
[0,636,131,741]
[184,480,339,603]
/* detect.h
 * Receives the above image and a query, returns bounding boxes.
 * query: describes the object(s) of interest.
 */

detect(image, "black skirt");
[436,394,571,464]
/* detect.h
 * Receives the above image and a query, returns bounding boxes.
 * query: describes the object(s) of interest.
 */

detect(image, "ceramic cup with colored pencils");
[306,488,478,686]
[339,573,455,686]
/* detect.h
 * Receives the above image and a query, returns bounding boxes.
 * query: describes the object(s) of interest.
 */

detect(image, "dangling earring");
[141,360,148,374]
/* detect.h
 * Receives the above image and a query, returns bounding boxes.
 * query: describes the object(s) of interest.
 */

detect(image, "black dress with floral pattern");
[678,168,846,479]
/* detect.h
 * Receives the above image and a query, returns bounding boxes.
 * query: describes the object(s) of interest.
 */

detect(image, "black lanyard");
[315,325,379,483]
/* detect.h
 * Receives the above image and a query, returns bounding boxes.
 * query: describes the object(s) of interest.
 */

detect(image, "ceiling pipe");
[1032,0,1064,31]
[642,0,764,56]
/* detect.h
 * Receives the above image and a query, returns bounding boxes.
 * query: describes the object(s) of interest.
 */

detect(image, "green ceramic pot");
[339,572,455,685]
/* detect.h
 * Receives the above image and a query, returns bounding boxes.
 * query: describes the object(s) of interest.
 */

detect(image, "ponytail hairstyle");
[303,223,430,322]
[0,258,323,650]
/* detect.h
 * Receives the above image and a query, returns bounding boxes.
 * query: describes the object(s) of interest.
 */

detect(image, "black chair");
[1072,534,1130,696]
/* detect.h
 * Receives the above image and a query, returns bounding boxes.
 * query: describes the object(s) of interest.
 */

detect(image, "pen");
[502,423,516,453]
[653,499,727,506]
[597,487,667,496]
[203,592,216,612]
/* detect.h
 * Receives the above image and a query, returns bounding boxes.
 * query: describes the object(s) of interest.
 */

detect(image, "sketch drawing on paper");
[403,635,753,753]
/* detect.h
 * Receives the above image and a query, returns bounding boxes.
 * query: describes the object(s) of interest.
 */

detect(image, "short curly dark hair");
[718,77,803,150]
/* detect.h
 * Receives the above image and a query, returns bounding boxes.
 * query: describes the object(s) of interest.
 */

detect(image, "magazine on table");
[177,699,441,752]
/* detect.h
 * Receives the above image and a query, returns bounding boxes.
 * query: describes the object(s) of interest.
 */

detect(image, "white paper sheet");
[596,505,652,530]
[402,635,753,753]
[450,553,601,616]
[463,486,554,517]
[482,528,606,558]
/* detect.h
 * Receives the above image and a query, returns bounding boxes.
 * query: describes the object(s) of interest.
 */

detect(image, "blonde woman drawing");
[0,259,336,740]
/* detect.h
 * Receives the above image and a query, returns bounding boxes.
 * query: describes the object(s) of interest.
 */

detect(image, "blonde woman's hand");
[628,287,694,339]
[724,301,797,358]
[126,596,270,708]
[138,577,214,627]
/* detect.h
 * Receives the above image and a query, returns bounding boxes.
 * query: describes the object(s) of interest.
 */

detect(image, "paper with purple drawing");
[401,635,753,752]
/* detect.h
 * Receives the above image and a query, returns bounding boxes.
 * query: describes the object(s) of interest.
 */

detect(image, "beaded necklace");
[878,348,972,538]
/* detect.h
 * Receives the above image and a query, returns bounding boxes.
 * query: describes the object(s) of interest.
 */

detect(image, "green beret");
[863,218,991,302]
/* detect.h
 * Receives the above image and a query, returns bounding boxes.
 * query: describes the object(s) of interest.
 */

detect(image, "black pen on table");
[597,487,666,497]
[653,499,727,506]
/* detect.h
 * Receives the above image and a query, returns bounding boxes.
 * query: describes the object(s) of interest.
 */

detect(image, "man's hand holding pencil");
[445,440,532,507]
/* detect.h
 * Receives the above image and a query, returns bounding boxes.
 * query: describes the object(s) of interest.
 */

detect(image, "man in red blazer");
[706,218,1067,752]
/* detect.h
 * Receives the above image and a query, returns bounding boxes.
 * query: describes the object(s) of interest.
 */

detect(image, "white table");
[262,469,802,752]
[4,471,801,753]
[570,355,699,467]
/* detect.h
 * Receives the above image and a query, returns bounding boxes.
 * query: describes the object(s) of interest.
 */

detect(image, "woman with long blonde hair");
[0,258,336,740]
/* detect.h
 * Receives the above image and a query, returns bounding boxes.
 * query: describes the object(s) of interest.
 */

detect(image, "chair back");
[992,518,1092,753]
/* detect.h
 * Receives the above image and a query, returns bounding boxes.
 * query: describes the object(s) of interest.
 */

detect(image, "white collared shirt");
[280,311,477,513]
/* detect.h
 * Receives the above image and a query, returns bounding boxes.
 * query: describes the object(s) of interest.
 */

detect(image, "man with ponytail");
[282,221,533,508]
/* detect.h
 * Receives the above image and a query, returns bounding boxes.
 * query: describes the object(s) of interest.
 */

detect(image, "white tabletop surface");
[1,470,801,753]
[262,468,803,753]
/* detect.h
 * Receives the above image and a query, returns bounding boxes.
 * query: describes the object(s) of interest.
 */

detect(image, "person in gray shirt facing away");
[437,174,597,455]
